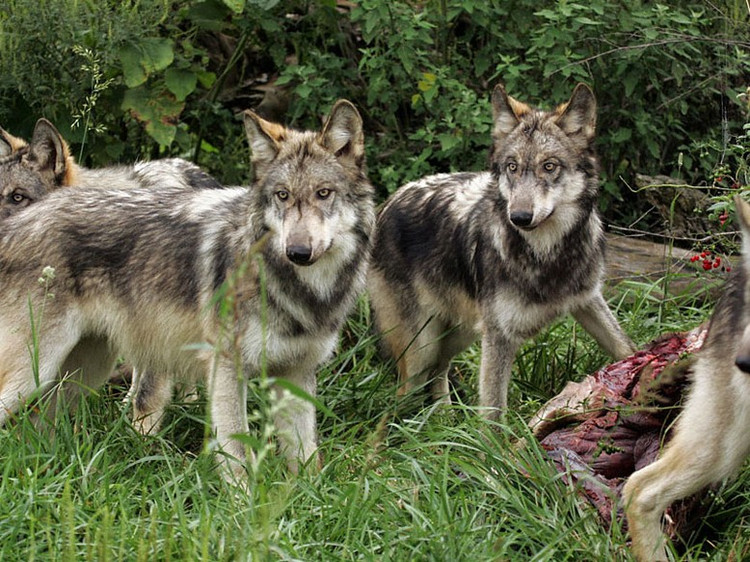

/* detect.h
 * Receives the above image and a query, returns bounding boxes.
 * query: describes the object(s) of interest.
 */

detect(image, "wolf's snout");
[735,355,750,374]
[509,210,534,228]
[286,245,314,266]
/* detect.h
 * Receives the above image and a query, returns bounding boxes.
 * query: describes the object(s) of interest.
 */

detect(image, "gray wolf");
[367,83,635,419]
[622,195,750,561]
[0,100,375,481]
[0,118,222,427]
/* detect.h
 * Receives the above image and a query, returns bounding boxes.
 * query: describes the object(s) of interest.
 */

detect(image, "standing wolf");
[0,118,223,426]
[368,83,635,418]
[0,100,375,481]
[623,196,750,561]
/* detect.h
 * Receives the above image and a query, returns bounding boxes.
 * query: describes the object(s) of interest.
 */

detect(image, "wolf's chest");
[240,316,340,373]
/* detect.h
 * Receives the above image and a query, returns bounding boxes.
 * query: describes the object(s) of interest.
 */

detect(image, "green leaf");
[139,37,174,74]
[196,70,217,89]
[165,68,197,101]
[623,73,639,98]
[118,38,174,88]
[295,83,313,99]
[122,86,184,147]
[417,72,437,92]
[222,0,245,14]
[119,45,147,88]
[609,128,632,144]
[248,0,281,9]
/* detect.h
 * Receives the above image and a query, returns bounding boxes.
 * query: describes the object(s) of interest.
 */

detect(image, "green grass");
[1,276,749,561]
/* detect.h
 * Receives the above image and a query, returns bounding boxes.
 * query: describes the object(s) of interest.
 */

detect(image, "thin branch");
[549,34,750,78]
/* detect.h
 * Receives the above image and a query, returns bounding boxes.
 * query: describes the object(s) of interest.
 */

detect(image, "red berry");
[703,261,712,271]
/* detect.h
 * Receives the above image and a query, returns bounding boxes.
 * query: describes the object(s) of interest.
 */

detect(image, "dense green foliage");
[1,0,748,219]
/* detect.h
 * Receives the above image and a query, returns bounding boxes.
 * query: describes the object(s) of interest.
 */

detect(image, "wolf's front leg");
[207,359,250,484]
[271,364,320,474]
[478,329,522,421]
[622,455,680,562]
[571,292,635,359]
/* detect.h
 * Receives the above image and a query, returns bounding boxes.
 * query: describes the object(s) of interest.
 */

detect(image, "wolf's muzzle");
[510,210,534,228]
[286,245,314,266]
[735,355,750,374]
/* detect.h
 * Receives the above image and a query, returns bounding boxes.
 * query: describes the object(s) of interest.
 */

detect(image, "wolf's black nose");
[735,355,750,374]
[510,211,533,228]
[286,245,313,265]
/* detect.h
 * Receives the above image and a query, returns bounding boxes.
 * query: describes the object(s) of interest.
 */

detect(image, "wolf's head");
[243,100,371,267]
[489,83,599,238]
[730,195,750,374]
[0,118,76,220]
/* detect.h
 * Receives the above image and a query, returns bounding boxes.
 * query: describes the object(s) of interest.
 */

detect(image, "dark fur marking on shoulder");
[61,213,202,307]
[62,224,139,297]
[373,187,480,298]
[185,167,223,190]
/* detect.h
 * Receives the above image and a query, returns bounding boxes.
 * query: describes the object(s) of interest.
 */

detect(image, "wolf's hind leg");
[51,336,119,414]
[393,318,446,400]
[430,327,475,404]
[0,327,83,425]
[131,370,174,435]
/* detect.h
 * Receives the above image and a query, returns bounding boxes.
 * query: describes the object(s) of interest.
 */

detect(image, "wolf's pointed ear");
[555,83,597,142]
[319,100,365,170]
[0,129,12,157]
[0,127,26,157]
[491,84,530,144]
[734,195,750,262]
[243,110,286,177]
[27,118,73,185]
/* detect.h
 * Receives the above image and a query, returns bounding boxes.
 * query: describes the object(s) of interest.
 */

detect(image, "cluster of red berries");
[714,176,742,189]
[690,251,730,272]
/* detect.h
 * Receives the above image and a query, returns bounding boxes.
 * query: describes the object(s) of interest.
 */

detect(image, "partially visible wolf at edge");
[623,195,750,561]
[0,118,221,220]
[0,117,223,431]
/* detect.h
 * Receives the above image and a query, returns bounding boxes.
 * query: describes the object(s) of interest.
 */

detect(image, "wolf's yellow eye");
[10,193,25,203]
[543,161,558,173]
[275,190,289,201]
[316,188,331,199]
[507,162,518,173]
